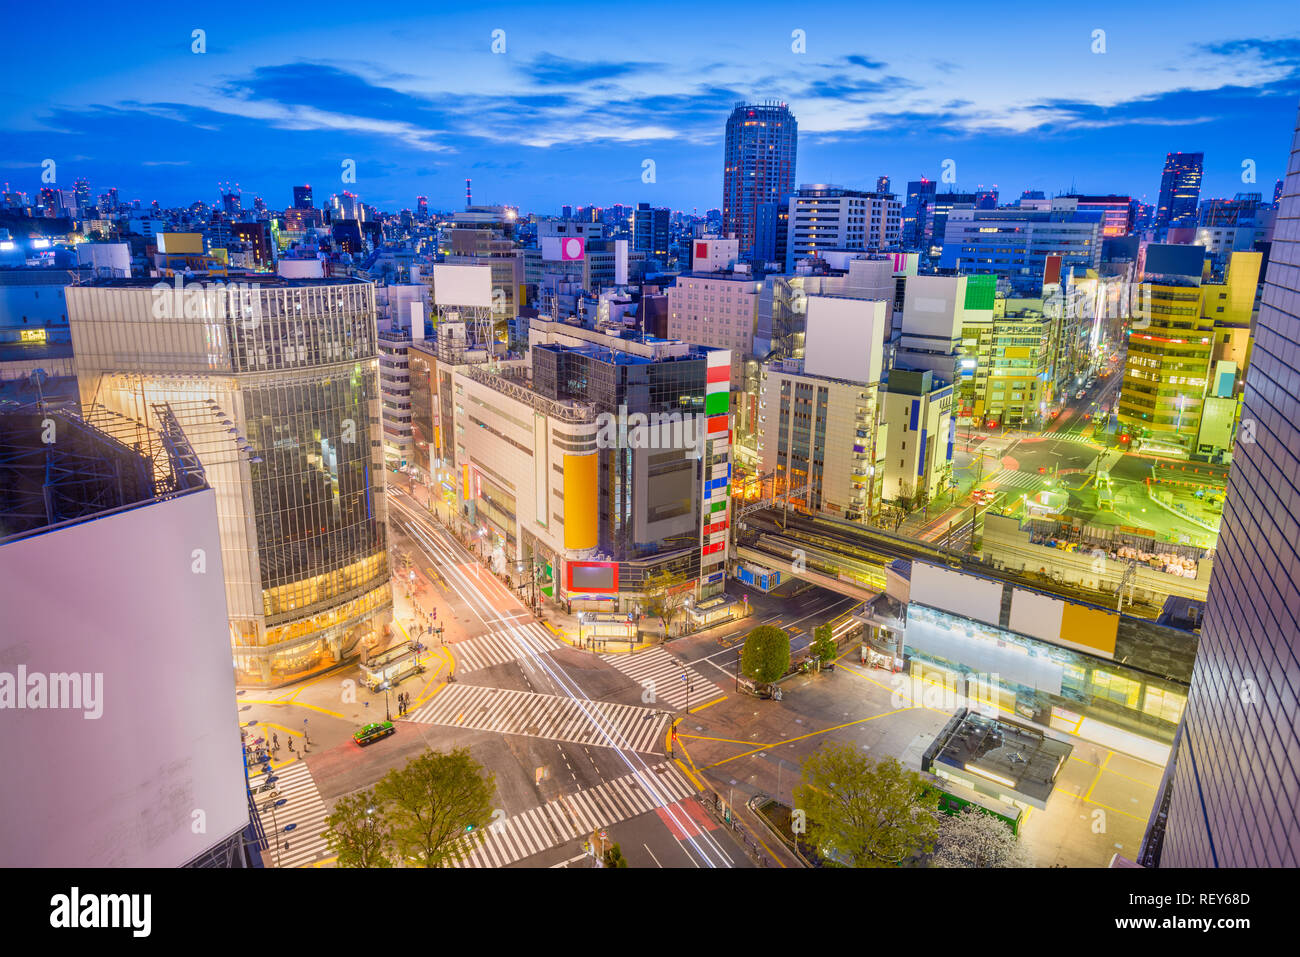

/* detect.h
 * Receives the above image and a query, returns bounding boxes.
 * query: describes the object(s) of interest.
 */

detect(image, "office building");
[292,185,313,209]
[939,202,1103,293]
[1118,246,1260,456]
[756,295,890,520]
[785,184,902,270]
[1154,108,1300,866]
[903,179,937,249]
[1156,152,1204,231]
[879,368,954,504]
[722,101,797,262]
[66,277,393,687]
[632,202,670,261]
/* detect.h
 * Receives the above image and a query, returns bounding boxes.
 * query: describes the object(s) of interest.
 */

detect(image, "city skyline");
[4,1,1299,212]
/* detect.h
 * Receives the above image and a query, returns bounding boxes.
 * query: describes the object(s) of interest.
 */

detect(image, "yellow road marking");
[239,699,345,718]
[704,710,911,769]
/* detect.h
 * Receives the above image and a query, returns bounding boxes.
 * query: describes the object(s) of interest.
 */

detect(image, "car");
[353,721,396,746]
[1075,390,1086,400]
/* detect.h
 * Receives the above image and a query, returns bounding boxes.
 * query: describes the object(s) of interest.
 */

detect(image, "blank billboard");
[803,296,886,383]
[1009,587,1066,644]
[910,561,1003,627]
[0,489,248,867]
[432,264,493,308]
[568,561,618,593]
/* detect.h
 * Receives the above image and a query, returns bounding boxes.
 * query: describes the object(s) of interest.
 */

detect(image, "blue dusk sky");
[3,0,1299,214]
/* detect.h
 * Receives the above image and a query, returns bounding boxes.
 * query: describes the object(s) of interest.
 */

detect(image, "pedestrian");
[272,732,279,750]
[287,736,295,753]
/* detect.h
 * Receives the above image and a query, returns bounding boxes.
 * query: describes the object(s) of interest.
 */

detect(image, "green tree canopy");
[741,625,791,684]
[811,624,837,663]
[323,788,393,868]
[602,843,629,868]
[376,747,496,868]
[931,807,1029,868]
[793,745,937,867]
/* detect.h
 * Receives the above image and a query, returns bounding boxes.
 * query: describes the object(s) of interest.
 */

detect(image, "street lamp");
[379,679,392,721]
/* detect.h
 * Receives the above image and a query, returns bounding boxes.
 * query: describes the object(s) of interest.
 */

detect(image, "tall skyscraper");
[1155,151,1204,231]
[293,184,313,209]
[1153,107,1300,866]
[722,101,797,261]
[66,277,393,687]
[876,175,891,194]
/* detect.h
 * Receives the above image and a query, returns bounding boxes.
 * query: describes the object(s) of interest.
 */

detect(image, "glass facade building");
[66,277,392,687]
[1156,152,1204,232]
[1156,108,1300,867]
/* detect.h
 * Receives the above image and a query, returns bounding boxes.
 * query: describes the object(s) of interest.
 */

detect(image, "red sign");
[695,241,709,260]
[566,561,618,594]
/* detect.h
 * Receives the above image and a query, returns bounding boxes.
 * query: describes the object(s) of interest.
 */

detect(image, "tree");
[793,745,938,867]
[324,788,393,868]
[602,843,629,868]
[740,625,791,684]
[375,747,496,867]
[931,807,1029,868]
[810,624,837,665]
[642,566,693,636]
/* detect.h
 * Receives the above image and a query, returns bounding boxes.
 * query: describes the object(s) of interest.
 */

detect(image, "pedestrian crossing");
[452,761,699,868]
[449,621,564,674]
[599,646,726,711]
[248,761,332,868]
[405,682,670,752]
[992,469,1043,491]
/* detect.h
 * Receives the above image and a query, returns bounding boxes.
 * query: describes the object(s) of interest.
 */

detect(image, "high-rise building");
[1152,107,1300,867]
[66,277,393,687]
[876,175,891,195]
[1155,152,1204,231]
[293,184,313,209]
[73,177,91,216]
[1063,194,1135,236]
[902,179,936,249]
[722,101,797,262]
[416,195,428,219]
[632,202,670,260]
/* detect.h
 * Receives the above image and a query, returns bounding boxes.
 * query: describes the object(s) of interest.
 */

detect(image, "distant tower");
[466,178,472,209]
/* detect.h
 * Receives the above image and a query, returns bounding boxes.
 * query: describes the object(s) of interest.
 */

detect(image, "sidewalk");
[697,776,805,869]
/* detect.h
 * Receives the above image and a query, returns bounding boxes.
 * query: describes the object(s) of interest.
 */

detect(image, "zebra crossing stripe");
[405,684,668,752]
[249,761,332,868]
[450,622,563,674]
[451,762,699,868]
[598,647,726,710]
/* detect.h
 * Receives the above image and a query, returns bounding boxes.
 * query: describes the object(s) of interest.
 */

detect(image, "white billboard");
[910,561,1003,627]
[0,489,248,867]
[432,263,493,308]
[803,296,887,384]
[1008,587,1066,643]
